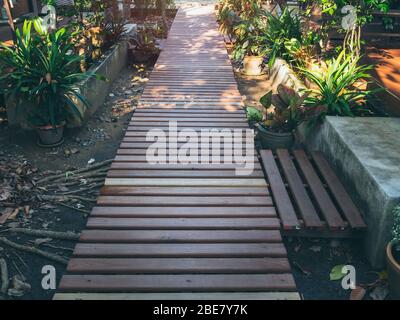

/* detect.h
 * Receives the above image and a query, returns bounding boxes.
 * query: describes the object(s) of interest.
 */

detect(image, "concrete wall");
[68,40,129,127]
[298,117,400,267]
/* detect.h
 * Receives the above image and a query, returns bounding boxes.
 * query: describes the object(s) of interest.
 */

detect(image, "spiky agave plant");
[0,20,98,128]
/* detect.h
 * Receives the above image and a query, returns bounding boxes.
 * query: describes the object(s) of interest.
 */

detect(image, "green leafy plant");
[392,206,400,252]
[300,50,376,118]
[245,106,263,122]
[260,8,302,68]
[217,2,240,38]
[129,28,160,53]
[0,20,97,128]
[102,17,127,48]
[284,30,322,69]
[258,84,325,132]
[232,3,268,61]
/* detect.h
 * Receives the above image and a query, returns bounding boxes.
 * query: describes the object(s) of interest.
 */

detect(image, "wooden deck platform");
[54,6,298,300]
[260,149,367,238]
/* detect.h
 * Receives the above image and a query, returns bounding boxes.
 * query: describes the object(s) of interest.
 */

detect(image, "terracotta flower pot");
[387,242,400,299]
[36,124,65,147]
[242,55,264,76]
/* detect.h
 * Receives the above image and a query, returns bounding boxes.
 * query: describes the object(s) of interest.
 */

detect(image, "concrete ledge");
[299,116,400,267]
[268,58,305,91]
[68,40,129,127]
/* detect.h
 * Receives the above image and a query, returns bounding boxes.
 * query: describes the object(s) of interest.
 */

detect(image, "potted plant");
[128,28,160,63]
[0,20,96,147]
[232,2,267,75]
[247,83,325,149]
[387,205,400,299]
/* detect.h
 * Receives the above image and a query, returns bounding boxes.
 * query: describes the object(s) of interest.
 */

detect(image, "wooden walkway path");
[54,6,299,300]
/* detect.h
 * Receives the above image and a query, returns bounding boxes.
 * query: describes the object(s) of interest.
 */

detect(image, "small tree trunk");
[160,0,168,32]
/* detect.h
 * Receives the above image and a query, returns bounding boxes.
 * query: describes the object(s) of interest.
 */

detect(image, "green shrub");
[300,50,376,119]
[260,8,302,68]
[232,2,268,61]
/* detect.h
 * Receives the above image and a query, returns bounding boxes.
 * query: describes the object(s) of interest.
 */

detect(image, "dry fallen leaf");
[23,205,30,216]
[350,286,366,300]
[0,189,11,201]
[8,208,20,220]
[7,275,31,297]
[0,208,13,224]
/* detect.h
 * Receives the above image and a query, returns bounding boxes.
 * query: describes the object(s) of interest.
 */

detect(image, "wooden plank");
[311,151,367,229]
[73,243,288,258]
[119,141,254,149]
[259,150,300,230]
[86,217,280,230]
[96,195,273,206]
[59,274,297,292]
[276,149,323,228]
[53,292,301,300]
[110,162,262,170]
[128,121,249,127]
[66,257,290,273]
[134,109,245,114]
[100,186,269,196]
[106,169,263,178]
[90,206,277,218]
[115,148,258,156]
[79,230,282,243]
[104,178,268,187]
[292,150,346,229]
[133,113,244,118]
[131,117,246,122]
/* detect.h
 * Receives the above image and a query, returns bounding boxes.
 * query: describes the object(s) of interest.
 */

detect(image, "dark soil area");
[285,237,387,300]
[0,62,155,300]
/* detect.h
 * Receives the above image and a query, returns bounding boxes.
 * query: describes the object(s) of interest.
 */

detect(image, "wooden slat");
[96,195,273,206]
[104,178,268,187]
[106,169,264,178]
[311,151,367,229]
[100,186,269,196]
[59,274,297,292]
[276,149,323,228]
[86,217,280,230]
[73,243,288,257]
[110,162,262,170]
[53,292,301,300]
[90,206,277,218]
[259,150,300,230]
[79,230,282,243]
[293,150,346,229]
[66,257,290,273]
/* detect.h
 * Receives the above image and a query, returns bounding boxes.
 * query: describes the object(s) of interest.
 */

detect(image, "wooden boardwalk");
[54,6,299,300]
